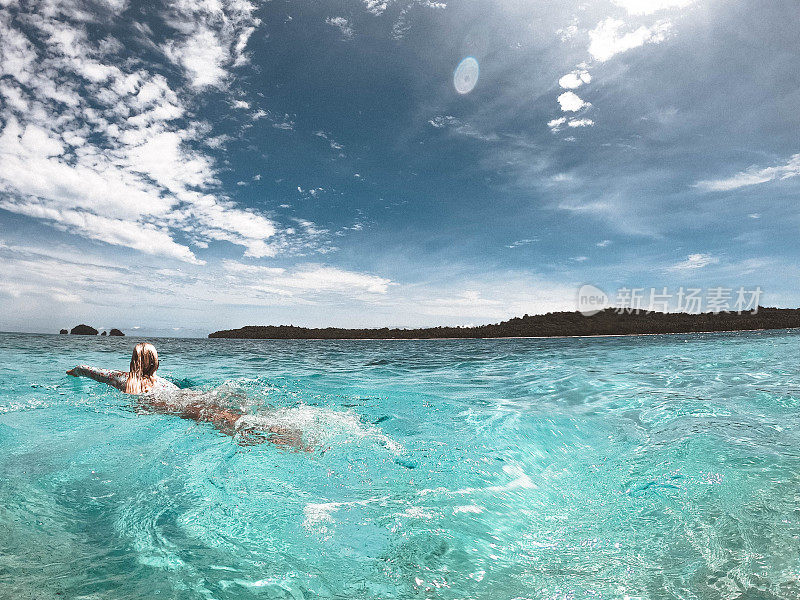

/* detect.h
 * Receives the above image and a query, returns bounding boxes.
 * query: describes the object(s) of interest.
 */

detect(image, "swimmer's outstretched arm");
[66,365,128,392]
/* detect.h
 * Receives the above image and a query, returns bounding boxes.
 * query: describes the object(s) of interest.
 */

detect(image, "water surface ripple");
[1,331,799,599]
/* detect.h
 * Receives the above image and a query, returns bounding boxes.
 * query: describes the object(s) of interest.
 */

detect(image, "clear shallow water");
[1,331,800,599]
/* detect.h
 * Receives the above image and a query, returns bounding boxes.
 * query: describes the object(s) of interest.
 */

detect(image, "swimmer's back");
[150,376,179,392]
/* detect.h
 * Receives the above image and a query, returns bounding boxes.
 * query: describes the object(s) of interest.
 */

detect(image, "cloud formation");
[558,70,591,90]
[161,0,260,89]
[0,241,393,320]
[0,1,278,263]
[326,16,354,39]
[613,0,694,16]
[0,0,797,331]
[588,18,672,62]
[695,154,800,192]
[557,91,590,112]
[667,253,719,271]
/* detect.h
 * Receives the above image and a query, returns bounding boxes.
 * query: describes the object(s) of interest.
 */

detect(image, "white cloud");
[613,0,694,16]
[223,261,391,295]
[547,117,566,132]
[557,23,578,42]
[0,6,282,264]
[506,238,537,248]
[163,25,227,88]
[429,115,457,128]
[363,0,389,16]
[557,91,590,112]
[411,278,580,322]
[0,117,173,219]
[558,200,611,213]
[588,18,672,62]
[0,242,603,331]
[160,0,260,89]
[423,290,501,310]
[205,133,232,149]
[326,17,354,39]
[0,202,199,263]
[0,15,37,84]
[0,243,395,327]
[313,129,346,150]
[596,239,612,247]
[428,115,500,142]
[265,110,294,129]
[558,70,591,89]
[290,266,390,294]
[0,81,29,112]
[695,154,800,191]
[667,253,719,271]
[567,118,594,127]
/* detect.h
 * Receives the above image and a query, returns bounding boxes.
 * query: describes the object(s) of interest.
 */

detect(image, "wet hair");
[125,342,159,394]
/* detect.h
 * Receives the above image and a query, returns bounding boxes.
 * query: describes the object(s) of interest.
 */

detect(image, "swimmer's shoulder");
[153,376,179,391]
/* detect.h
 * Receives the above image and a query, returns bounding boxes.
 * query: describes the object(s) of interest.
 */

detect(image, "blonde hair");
[125,342,159,394]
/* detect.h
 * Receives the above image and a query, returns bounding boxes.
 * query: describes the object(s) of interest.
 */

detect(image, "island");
[59,329,68,334]
[70,324,99,335]
[109,329,125,336]
[209,307,800,339]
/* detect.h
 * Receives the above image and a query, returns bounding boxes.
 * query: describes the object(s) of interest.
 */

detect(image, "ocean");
[1,330,799,599]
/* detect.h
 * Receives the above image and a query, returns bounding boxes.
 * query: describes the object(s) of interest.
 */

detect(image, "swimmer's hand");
[66,367,78,377]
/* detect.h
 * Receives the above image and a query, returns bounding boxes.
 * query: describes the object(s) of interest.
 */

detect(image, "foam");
[303,496,390,533]
[417,463,536,497]
[0,399,53,414]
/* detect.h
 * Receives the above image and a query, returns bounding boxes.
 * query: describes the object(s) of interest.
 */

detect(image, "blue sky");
[1,0,799,336]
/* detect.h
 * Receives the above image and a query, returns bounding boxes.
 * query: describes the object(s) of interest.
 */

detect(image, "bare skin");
[66,366,132,391]
[67,365,308,451]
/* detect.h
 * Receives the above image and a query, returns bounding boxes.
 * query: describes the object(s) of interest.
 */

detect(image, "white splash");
[400,506,436,519]
[453,504,484,514]
[303,496,389,533]
[0,398,53,413]
[303,502,340,527]
[155,384,404,454]
[236,404,404,454]
[418,463,536,497]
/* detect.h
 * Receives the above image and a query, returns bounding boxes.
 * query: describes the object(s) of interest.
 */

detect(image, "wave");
[302,463,533,534]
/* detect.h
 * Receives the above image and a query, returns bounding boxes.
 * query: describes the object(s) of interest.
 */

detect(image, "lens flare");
[453,56,479,94]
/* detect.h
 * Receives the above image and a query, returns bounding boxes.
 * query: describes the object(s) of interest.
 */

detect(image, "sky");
[1,0,799,336]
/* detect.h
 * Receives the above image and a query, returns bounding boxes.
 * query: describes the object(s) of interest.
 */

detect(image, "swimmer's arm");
[66,365,128,391]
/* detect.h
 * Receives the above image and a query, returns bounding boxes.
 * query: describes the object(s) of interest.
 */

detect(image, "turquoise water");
[1,331,800,599]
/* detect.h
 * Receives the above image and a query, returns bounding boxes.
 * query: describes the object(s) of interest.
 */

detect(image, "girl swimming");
[67,343,306,449]
[67,342,176,394]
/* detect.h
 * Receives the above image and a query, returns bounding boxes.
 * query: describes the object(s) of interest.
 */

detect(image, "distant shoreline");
[2,325,799,341]
[208,327,796,341]
[208,307,800,340]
